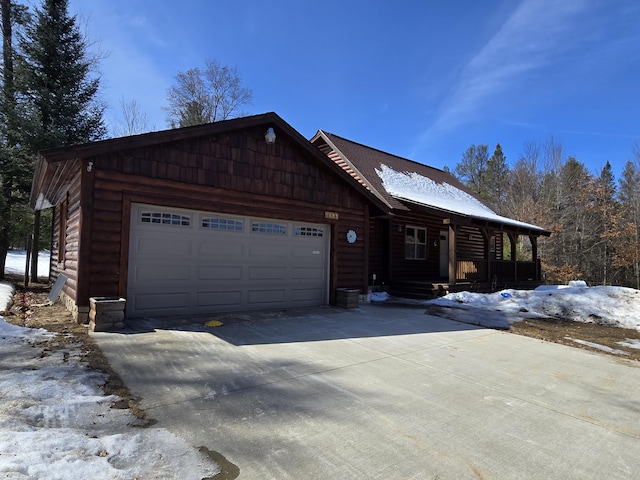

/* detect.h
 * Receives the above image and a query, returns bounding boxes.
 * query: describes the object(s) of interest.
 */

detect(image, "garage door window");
[295,226,324,237]
[202,217,243,231]
[141,211,191,226]
[252,222,286,235]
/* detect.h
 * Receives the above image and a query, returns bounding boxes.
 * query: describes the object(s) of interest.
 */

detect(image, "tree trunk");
[30,210,40,280]
[0,0,13,281]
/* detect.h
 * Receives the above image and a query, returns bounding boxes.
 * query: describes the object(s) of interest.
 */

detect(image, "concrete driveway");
[93,304,640,479]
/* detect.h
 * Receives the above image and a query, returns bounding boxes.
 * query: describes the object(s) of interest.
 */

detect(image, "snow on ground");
[1,251,218,478]
[4,249,51,277]
[0,319,219,479]
[422,285,640,332]
[2,250,639,475]
[0,282,14,311]
[566,337,630,356]
[617,338,640,349]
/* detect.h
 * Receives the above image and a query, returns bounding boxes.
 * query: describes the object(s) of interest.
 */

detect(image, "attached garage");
[127,203,329,317]
[30,113,385,323]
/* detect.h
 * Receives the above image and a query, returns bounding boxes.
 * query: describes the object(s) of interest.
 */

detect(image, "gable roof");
[311,130,550,236]
[31,112,387,212]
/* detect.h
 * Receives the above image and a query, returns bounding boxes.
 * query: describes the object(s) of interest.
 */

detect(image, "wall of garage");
[76,124,370,311]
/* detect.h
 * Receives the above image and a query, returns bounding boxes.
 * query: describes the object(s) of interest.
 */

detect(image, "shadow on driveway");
[117,303,503,346]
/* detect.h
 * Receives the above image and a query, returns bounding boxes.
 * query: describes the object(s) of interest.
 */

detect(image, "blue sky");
[65,0,639,180]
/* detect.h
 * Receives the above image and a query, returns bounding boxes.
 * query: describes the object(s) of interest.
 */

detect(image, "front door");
[439,230,449,278]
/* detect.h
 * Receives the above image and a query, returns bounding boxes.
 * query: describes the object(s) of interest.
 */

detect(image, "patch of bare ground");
[511,317,640,362]
[1,274,145,419]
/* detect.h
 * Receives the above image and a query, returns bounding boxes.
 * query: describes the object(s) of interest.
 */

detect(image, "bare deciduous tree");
[164,59,252,128]
[113,97,150,137]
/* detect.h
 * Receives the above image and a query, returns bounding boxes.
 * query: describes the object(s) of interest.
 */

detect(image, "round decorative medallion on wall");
[346,229,357,243]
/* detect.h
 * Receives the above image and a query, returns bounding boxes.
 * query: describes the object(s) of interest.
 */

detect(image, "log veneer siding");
[74,127,369,308]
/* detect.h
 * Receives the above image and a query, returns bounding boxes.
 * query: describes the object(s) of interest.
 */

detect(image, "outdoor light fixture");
[264,127,276,144]
[87,161,94,173]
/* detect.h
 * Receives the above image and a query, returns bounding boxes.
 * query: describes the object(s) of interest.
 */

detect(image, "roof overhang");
[30,112,389,212]
[310,130,394,212]
[397,197,551,237]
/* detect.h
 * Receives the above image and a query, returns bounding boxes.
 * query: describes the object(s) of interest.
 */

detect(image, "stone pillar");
[336,288,360,309]
[89,297,126,332]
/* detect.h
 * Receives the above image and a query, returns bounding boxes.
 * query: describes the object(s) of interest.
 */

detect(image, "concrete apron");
[93,304,640,480]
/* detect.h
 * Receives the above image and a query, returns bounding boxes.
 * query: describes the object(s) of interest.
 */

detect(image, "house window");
[294,226,324,237]
[57,199,68,266]
[141,211,190,226]
[252,222,286,235]
[405,226,427,260]
[202,217,243,232]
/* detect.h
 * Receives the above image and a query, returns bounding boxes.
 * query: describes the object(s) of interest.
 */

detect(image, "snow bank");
[0,282,14,311]
[370,291,390,302]
[425,285,640,331]
[0,318,219,479]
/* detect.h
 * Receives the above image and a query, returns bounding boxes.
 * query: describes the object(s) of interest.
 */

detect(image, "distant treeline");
[451,139,640,288]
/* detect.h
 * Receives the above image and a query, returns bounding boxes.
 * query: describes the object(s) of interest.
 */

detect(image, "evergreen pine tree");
[6,0,106,279]
[0,0,31,279]
[593,162,617,284]
[17,0,106,151]
[616,159,640,287]
[485,143,509,211]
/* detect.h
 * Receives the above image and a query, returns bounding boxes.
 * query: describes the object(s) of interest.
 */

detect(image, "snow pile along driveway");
[426,285,640,331]
[0,318,218,479]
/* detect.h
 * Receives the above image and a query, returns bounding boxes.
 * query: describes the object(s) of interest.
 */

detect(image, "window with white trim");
[202,217,243,231]
[294,226,324,237]
[405,226,427,260]
[141,211,191,226]
[252,222,286,235]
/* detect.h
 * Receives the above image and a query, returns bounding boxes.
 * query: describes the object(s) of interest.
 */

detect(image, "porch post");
[530,235,539,280]
[448,223,457,285]
[509,233,517,281]
[482,228,492,283]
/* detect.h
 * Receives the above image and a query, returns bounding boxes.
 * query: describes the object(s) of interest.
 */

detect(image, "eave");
[30,112,390,214]
[397,197,551,237]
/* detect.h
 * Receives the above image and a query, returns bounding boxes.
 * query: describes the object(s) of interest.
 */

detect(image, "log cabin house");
[30,112,549,323]
[310,131,551,299]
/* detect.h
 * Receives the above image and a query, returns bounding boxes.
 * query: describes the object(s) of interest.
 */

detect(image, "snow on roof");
[375,164,544,231]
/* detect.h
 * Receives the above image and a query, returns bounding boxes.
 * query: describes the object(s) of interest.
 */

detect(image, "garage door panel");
[196,290,243,308]
[134,292,190,312]
[291,246,325,259]
[248,289,286,305]
[291,288,324,302]
[136,236,193,256]
[134,264,191,282]
[291,266,324,280]
[199,241,244,258]
[248,243,288,258]
[198,265,243,281]
[128,204,329,317]
[248,266,286,280]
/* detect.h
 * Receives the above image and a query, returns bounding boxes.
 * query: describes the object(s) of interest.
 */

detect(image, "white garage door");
[127,203,330,317]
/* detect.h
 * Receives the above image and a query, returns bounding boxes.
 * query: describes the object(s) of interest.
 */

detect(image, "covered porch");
[387,214,550,299]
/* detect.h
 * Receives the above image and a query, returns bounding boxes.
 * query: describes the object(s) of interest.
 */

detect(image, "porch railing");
[456,259,541,283]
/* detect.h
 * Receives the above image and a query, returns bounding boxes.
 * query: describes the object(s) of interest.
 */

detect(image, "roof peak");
[318,130,448,175]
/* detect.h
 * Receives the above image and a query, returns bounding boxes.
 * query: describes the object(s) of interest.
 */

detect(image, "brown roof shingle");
[311,130,550,235]
[312,130,483,211]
